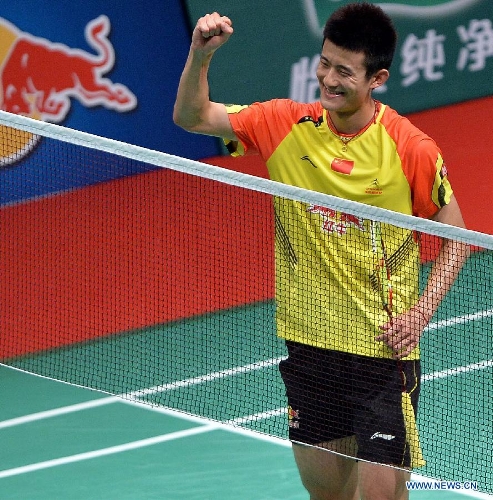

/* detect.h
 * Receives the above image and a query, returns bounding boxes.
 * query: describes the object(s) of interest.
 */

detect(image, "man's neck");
[328,99,376,135]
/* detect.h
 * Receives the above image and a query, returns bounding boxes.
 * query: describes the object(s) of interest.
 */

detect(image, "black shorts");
[279,341,421,467]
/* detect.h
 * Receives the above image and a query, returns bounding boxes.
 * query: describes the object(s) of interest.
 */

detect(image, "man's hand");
[376,306,430,359]
[191,13,234,55]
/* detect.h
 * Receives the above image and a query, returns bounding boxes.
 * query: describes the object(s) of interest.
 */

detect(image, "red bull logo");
[307,205,366,236]
[0,15,137,167]
[287,406,300,429]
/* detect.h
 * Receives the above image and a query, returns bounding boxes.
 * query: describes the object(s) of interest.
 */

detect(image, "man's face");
[316,39,374,115]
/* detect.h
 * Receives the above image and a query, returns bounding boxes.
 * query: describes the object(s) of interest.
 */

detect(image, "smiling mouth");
[324,86,344,97]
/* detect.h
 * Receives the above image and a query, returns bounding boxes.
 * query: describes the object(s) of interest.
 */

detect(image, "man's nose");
[322,68,339,88]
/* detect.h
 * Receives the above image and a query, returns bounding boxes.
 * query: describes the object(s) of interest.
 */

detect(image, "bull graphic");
[0,15,137,122]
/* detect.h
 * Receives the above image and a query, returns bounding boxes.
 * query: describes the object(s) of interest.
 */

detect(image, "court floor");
[1,248,492,499]
[1,364,491,500]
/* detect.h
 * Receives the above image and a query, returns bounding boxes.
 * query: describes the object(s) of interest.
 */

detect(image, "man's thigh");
[292,441,411,500]
[292,440,359,500]
[358,460,411,500]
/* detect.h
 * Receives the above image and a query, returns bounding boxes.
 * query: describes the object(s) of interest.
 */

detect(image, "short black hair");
[323,2,397,78]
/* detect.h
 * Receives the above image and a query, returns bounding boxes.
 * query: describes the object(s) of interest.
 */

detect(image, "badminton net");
[0,111,492,492]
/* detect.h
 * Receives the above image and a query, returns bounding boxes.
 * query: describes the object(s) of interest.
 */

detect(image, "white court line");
[0,424,219,479]
[424,309,493,332]
[422,359,493,382]
[227,408,286,426]
[0,397,117,430]
[127,356,285,398]
[0,356,285,430]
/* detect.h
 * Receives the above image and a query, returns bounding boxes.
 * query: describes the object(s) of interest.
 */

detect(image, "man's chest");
[266,124,413,213]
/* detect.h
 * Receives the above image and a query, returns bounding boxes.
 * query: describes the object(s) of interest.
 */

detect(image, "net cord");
[1,109,492,250]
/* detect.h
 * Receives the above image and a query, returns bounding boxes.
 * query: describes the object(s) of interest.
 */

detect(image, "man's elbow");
[173,102,231,138]
[173,110,211,136]
[173,107,195,132]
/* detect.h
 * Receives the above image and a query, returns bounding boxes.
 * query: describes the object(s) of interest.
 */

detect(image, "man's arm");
[173,13,237,140]
[417,194,470,317]
[377,194,470,359]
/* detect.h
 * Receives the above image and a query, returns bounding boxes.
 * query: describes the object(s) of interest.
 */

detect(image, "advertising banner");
[0,1,220,204]
[185,0,493,114]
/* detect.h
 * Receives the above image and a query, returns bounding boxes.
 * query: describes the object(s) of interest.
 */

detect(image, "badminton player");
[174,4,469,499]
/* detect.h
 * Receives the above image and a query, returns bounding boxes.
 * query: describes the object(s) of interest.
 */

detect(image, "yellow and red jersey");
[225,99,453,359]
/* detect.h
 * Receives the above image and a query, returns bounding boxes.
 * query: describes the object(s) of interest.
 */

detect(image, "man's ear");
[371,69,390,90]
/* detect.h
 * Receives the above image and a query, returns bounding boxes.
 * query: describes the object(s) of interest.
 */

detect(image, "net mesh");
[1,111,492,492]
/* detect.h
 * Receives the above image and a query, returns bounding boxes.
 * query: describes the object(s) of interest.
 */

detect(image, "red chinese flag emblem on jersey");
[331,157,354,175]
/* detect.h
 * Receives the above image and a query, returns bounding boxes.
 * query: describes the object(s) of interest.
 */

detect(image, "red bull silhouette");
[0,15,137,122]
[307,205,366,235]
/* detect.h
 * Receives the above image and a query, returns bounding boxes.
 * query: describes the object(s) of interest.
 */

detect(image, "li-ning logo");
[301,155,318,168]
[370,432,396,441]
